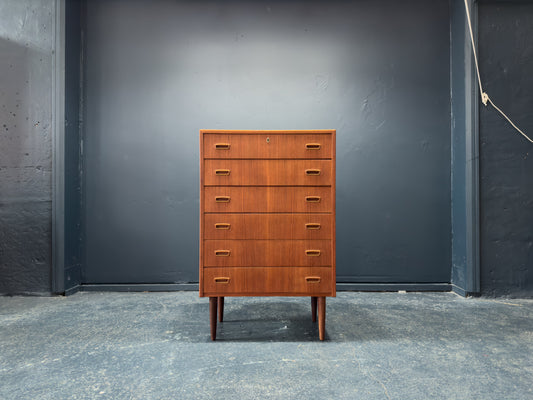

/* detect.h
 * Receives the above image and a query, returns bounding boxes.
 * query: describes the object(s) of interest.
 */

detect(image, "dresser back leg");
[218,297,224,322]
[311,297,318,322]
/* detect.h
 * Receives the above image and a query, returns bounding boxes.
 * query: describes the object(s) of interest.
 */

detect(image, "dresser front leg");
[209,297,218,340]
[318,297,326,341]
[311,297,317,322]
[218,297,224,322]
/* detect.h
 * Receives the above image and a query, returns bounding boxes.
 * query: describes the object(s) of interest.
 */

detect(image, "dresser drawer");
[203,133,333,159]
[204,239,332,267]
[204,214,332,239]
[204,187,333,213]
[204,160,332,186]
[203,267,334,296]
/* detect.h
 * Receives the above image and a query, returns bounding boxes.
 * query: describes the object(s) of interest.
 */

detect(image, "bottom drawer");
[202,267,334,296]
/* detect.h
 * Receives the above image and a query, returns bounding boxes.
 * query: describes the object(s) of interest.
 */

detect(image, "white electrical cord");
[463,0,533,144]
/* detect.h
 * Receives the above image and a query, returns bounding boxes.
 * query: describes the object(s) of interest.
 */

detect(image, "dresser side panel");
[331,130,337,296]
[199,131,205,296]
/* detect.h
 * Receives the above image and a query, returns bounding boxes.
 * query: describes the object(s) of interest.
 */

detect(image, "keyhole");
[266,137,270,143]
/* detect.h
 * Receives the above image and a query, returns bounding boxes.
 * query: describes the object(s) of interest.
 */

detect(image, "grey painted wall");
[450,0,479,295]
[0,1,55,294]
[450,0,468,292]
[479,1,533,297]
[82,0,451,284]
[64,0,83,290]
[0,1,530,296]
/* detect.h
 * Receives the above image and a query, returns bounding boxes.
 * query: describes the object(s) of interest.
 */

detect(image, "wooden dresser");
[199,130,336,340]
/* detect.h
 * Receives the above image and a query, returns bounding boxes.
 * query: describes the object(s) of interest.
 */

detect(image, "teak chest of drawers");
[200,129,336,340]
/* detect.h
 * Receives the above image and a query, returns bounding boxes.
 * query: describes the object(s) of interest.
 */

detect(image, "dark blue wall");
[64,0,83,291]
[81,0,451,285]
[478,1,533,297]
[451,0,467,292]
[3,0,531,296]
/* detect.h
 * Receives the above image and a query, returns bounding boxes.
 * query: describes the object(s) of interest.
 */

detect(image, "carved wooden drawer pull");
[215,250,231,256]
[215,223,231,230]
[305,169,321,176]
[215,196,230,203]
[215,143,230,150]
[305,276,322,283]
[306,143,321,150]
[305,250,321,256]
[305,223,321,230]
[305,196,321,203]
[215,169,230,176]
[214,277,230,284]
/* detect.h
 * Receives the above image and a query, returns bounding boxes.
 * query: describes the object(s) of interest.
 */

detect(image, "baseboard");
[80,284,199,292]
[336,283,451,292]
[63,264,82,295]
[65,285,81,296]
[451,284,480,298]
[76,283,451,293]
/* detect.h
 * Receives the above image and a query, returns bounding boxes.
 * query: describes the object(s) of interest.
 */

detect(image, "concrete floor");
[0,292,532,400]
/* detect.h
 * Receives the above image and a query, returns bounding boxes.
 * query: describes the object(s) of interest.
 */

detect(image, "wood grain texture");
[203,133,333,159]
[204,160,332,186]
[204,240,332,267]
[199,132,205,296]
[318,297,326,340]
[330,130,337,296]
[200,130,335,303]
[201,129,335,135]
[203,267,333,296]
[204,186,332,213]
[203,214,332,240]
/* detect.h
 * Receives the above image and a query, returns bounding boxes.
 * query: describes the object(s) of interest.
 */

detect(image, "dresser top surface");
[200,129,335,135]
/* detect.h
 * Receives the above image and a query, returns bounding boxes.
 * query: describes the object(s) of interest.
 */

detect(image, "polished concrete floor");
[1,291,532,399]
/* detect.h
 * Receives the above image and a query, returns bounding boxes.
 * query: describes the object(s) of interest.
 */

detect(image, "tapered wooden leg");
[218,297,224,322]
[209,297,218,341]
[318,297,326,341]
[311,297,318,322]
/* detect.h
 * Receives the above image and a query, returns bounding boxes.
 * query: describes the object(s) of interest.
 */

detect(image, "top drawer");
[202,132,333,159]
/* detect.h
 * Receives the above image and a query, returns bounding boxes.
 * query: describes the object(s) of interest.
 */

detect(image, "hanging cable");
[463,0,533,144]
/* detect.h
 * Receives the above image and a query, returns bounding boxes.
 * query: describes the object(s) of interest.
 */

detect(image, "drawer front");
[203,133,333,159]
[204,214,332,239]
[204,187,332,213]
[204,240,332,267]
[204,160,332,186]
[203,267,334,296]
